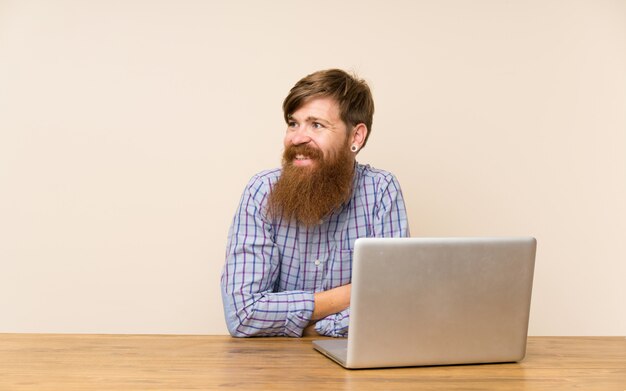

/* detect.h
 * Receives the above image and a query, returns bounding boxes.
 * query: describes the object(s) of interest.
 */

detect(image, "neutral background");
[1,0,624,335]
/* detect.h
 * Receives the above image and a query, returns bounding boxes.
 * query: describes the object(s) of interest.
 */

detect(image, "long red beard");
[267,142,354,226]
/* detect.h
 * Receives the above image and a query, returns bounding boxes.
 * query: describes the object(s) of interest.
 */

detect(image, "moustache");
[283,144,323,162]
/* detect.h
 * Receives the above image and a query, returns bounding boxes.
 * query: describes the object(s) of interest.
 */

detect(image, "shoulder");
[248,168,281,184]
[355,163,399,186]
[353,163,405,202]
[242,168,281,197]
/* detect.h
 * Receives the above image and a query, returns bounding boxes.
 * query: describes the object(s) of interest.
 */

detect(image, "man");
[221,69,410,337]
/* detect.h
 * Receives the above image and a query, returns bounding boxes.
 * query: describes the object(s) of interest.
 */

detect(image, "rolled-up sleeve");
[314,308,350,337]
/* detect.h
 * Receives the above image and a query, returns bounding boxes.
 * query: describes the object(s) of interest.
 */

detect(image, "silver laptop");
[313,237,537,369]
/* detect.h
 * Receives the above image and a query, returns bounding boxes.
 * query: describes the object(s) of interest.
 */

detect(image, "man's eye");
[287,121,297,128]
[312,122,324,129]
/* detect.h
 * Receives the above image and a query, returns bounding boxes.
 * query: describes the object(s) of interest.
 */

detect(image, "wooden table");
[0,334,624,390]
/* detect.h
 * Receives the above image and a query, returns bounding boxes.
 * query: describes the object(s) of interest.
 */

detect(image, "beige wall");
[1,0,624,335]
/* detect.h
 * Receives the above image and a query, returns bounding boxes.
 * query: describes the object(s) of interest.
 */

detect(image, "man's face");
[283,97,351,168]
[268,97,356,225]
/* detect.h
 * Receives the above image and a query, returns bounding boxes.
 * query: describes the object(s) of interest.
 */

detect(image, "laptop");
[312,237,537,369]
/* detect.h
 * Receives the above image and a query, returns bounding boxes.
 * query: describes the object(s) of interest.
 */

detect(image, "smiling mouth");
[292,154,317,166]
[285,145,322,167]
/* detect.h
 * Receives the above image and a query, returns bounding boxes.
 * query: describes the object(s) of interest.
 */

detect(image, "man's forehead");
[288,97,341,120]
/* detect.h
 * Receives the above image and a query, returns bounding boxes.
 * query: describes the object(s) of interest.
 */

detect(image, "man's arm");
[312,284,351,321]
[302,285,351,336]
[373,172,411,238]
[221,174,315,337]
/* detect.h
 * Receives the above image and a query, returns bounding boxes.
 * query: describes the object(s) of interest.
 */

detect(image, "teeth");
[295,154,308,160]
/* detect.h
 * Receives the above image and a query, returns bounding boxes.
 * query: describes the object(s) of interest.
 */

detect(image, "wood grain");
[0,334,624,390]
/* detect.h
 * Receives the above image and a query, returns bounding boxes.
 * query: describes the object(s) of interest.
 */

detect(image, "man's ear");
[351,123,368,150]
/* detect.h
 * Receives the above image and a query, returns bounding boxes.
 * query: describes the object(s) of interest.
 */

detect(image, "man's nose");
[289,126,312,145]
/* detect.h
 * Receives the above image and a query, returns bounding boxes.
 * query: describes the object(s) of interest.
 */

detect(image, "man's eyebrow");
[305,116,331,124]
[287,114,333,126]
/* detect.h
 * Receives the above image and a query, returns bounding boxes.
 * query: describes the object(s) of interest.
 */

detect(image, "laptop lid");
[313,237,536,369]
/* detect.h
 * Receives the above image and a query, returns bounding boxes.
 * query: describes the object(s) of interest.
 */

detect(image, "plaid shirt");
[221,163,410,337]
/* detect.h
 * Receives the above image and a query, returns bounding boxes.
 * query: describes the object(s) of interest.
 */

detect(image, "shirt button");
[314,259,321,266]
